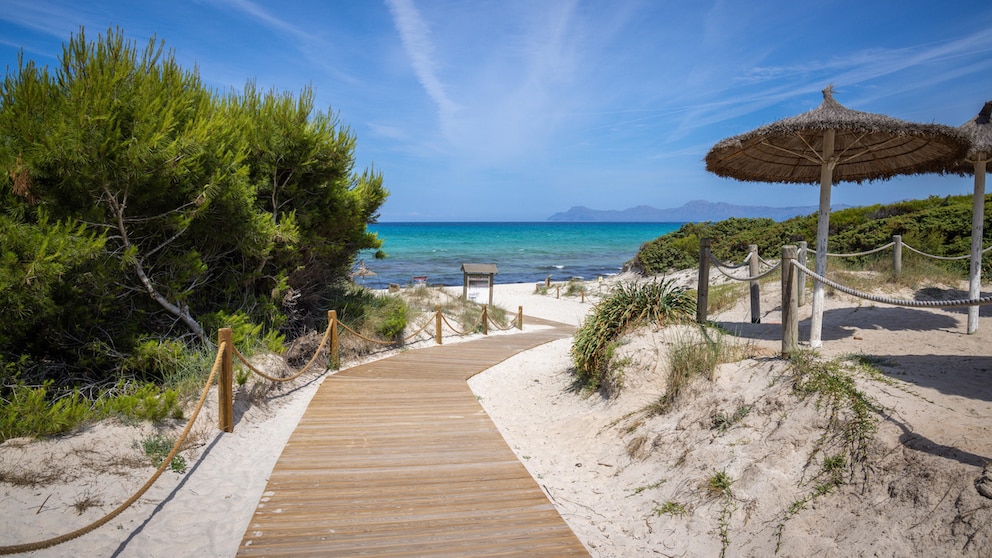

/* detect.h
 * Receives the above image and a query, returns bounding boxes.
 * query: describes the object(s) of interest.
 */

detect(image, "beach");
[2,273,992,556]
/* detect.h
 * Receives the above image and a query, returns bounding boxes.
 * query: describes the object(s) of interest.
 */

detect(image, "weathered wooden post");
[328,310,339,370]
[435,304,443,345]
[893,234,902,278]
[218,327,233,433]
[696,238,711,323]
[556,285,560,299]
[518,306,524,330]
[797,241,808,307]
[481,305,488,335]
[781,246,799,358]
[969,159,986,335]
[748,244,761,323]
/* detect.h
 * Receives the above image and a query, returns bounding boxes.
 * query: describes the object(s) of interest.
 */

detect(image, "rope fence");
[0,301,526,555]
[779,245,992,357]
[797,234,992,275]
[791,261,992,309]
[0,343,227,556]
[697,240,779,325]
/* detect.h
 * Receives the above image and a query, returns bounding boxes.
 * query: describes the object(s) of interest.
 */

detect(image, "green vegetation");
[0,28,388,421]
[631,194,992,279]
[571,280,694,393]
[651,326,746,414]
[136,433,187,473]
[0,380,184,441]
[772,350,887,551]
[655,500,688,518]
[712,404,751,433]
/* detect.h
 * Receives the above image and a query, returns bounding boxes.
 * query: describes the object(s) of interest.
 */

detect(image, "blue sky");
[2,1,990,221]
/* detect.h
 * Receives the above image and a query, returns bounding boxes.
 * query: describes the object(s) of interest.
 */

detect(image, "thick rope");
[400,314,437,343]
[706,251,753,270]
[336,321,397,346]
[802,241,992,260]
[902,243,976,261]
[0,343,226,556]
[707,250,781,282]
[486,314,516,332]
[793,261,992,308]
[440,314,477,337]
[235,322,333,382]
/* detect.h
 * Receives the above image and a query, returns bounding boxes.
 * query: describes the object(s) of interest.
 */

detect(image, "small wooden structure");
[461,263,497,306]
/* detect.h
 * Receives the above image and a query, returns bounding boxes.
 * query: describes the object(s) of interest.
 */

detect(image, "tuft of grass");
[572,279,694,394]
[773,350,888,553]
[631,479,667,495]
[706,470,734,498]
[712,404,751,433]
[136,433,187,474]
[651,326,746,415]
[71,491,102,515]
[704,469,736,557]
[655,500,688,518]
[705,282,748,316]
[789,350,880,487]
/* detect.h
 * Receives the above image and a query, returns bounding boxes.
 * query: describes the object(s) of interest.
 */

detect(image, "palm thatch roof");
[955,100,992,173]
[705,87,971,184]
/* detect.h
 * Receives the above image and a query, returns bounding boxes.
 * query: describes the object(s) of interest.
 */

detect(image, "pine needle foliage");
[571,279,694,393]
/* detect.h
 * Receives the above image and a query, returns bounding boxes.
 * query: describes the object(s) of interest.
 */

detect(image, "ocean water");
[357,222,682,287]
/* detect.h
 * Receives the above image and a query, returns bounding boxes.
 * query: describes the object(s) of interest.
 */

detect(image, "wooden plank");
[237,318,589,557]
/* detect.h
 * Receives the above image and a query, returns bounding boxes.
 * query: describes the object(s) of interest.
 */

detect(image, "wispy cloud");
[384,0,459,122]
[208,0,317,43]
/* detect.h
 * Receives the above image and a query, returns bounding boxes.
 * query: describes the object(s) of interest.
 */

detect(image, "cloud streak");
[385,0,459,122]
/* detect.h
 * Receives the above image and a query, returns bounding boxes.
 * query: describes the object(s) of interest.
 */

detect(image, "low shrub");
[571,279,694,393]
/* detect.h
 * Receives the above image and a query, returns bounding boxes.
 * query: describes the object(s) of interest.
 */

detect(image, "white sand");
[3,273,992,556]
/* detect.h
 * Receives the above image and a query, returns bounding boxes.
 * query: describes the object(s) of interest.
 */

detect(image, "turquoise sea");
[358,222,683,287]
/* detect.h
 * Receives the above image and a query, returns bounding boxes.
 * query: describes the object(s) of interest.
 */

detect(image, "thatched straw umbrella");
[351,260,376,285]
[955,100,992,334]
[706,86,970,347]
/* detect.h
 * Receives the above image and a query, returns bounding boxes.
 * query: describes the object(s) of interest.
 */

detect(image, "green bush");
[632,194,992,278]
[0,381,93,441]
[99,382,183,422]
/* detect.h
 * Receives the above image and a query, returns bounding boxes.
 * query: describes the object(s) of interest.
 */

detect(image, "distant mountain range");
[546,200,851,223]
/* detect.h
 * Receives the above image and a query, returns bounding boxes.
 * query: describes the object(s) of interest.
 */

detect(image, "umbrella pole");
[968,160,987,334]
[810,130,836,349]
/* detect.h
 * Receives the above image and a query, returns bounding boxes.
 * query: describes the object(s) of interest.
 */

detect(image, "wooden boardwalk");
[237,317,590,557]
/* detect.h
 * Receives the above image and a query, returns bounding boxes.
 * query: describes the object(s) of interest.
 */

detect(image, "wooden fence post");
[781,246,799,358]
[218,327,233,433]
[435,305,443,345]
[696,238,711,324]
[748,244,761,323]
[481,305,488,335]
[328,310,339,370]
[518,306,523,330]
[892,234,902,277]
[797,241,808,307]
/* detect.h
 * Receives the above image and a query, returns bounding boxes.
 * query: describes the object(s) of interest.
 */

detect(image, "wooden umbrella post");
[810,129,836,349]
[969,159,986,334]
